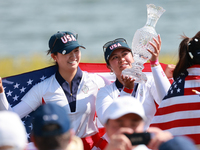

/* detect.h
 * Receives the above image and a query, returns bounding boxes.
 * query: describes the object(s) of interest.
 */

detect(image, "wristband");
[150,59,159,65]
[123,87,134,94]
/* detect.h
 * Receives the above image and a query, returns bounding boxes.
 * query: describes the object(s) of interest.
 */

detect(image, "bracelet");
[123,87,134,94]
[150,59,159,65]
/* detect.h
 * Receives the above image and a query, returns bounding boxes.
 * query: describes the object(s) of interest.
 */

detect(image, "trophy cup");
[122,4,165,83]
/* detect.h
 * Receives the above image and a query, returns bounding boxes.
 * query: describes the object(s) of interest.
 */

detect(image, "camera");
[124,132,151,145]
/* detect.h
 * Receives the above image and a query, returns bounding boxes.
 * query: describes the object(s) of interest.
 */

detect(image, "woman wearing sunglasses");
[0,31,110,150]
[96,35,171,131]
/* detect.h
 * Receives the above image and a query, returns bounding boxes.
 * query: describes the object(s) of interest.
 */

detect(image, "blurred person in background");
[0,111,27,150]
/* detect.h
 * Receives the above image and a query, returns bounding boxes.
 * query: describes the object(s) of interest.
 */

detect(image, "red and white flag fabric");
[150,65,200,146]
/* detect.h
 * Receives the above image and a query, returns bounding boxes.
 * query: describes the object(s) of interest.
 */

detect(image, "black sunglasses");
[103,38,127,52]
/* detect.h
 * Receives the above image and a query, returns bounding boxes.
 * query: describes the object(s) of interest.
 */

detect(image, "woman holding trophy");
[96,35,171,130]
[96,4,172,131]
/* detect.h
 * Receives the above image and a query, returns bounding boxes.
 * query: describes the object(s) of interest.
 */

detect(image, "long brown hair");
[173,31,200,79]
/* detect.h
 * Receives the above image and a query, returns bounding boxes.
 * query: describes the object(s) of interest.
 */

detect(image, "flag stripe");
[182,134,200,145]
[79,63,110,73]
[185,76,200,80]
[79,62,167,73]
[155,102,200,116]
[184,87,200,95]
[167,126,200,136]
[151,125,200,144]
[167,126,200,145]
[151,118,200,130]
[185,80,200,88]
[187,65,200,71]
[152,110,200,124]
[188,65,200,68]
[158,95,200,108]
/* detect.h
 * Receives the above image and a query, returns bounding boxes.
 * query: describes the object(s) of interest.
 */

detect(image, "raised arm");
[147,35,171,101]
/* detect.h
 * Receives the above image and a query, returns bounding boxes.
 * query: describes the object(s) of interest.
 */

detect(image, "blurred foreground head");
[32,103,83,150]
[0,111,27,150]
[103,96,146,137]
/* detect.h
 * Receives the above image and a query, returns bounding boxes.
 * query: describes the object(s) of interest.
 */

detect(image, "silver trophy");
[122,4,165,83]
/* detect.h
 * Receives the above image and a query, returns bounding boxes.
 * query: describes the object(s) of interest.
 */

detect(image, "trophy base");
[122,67,147,84]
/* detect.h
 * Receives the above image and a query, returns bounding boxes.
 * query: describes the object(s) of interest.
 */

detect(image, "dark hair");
[46,50,58,66]
[173,31,200,79]
[47,49,59,56]
[33,124,71,150]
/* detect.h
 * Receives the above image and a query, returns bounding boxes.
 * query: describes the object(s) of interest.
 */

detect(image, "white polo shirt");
[20,70,108,138]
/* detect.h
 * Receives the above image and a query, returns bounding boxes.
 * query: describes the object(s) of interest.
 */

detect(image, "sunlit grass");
[0,53,178,78]
[0,54,54,78]
[159,53,178,65]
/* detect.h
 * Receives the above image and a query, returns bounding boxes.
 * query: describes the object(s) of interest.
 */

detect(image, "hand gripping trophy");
[122,4,165,83]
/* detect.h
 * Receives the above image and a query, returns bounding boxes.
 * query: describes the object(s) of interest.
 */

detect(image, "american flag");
[150,65,200,145]
[2,65,57,141]
[2,62,167,142]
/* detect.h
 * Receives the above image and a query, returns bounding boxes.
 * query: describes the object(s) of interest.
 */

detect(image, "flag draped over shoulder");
[150,65,200,145]
[2,62,167,142]
[2,65,57,140]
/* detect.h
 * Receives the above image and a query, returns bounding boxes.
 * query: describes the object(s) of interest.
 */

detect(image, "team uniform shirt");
[96,64,170,130]
[96,74,159,130]
[0,67,109,138]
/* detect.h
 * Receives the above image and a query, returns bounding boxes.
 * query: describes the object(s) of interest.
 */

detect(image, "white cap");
[0,111,27,150]
[102,96,146,125]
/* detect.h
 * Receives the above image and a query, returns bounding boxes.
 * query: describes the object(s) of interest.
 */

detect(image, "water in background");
[0,0,200,62]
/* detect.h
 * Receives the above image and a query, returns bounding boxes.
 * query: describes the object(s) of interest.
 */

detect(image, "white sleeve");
[0,92,12,111]
[21,85,43,111]
[151,65,171,101]
[96,87,115,125]
[96,85,131,125]
[20,78,48,111]
[12,101,35,118]
[0,92,35,118]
